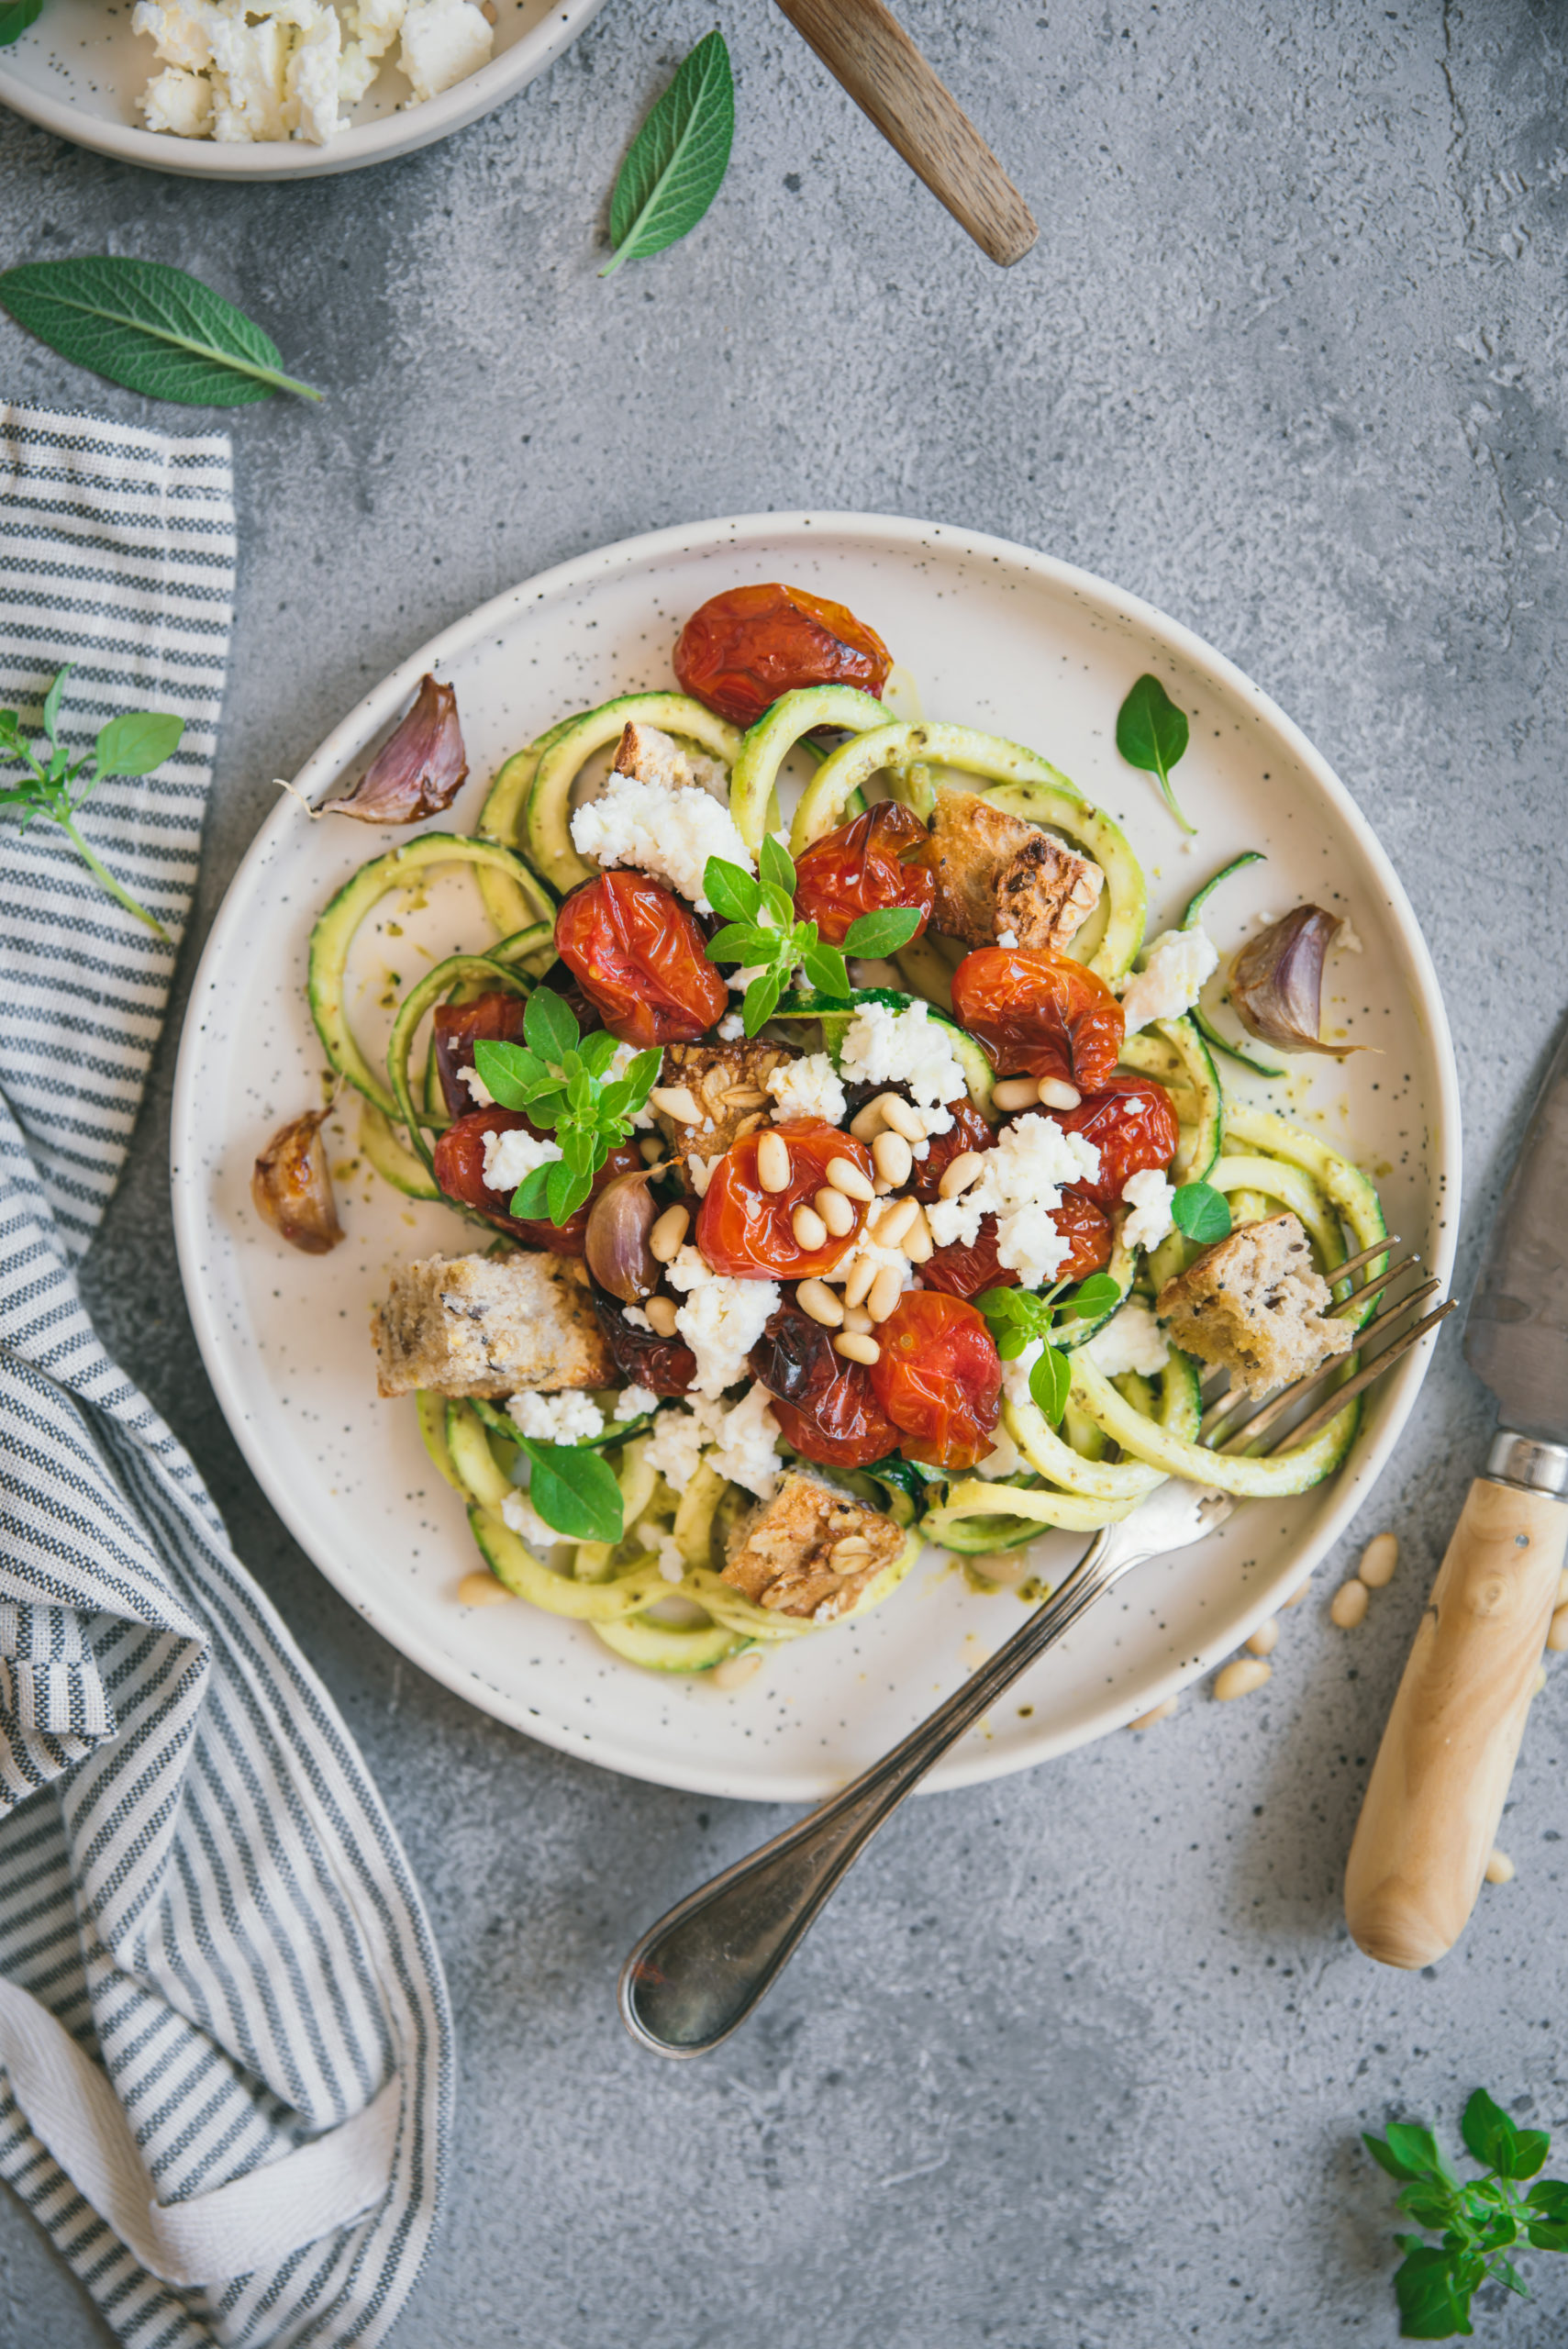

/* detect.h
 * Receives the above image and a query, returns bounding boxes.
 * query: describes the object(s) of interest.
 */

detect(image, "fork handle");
[1344,1475,1568,1968]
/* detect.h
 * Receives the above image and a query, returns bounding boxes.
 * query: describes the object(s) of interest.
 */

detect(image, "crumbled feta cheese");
[655,1535,685,1585]
[838,997,966,1116]
[391,0,492,100]
[1121,1167,1176,1252]
[459,1063,495,1108]
[766,1052,848,1127]
[570,757,754,915]
[644,1406,709,1495]
[840,1236,917,1298]
[663,1247,780,1397]
[142,63,215,134]
[615,1383,659,1420]
[685,1151,725,1198]
[717,1012,745,1041]
[284,3,341,140]
[500,1489,557,1551]
[134,0,217,73]
[728,964,768,994]
[1336,917,1364,953]
[622,1305,652,1333]
[995,929,1018,950]
[926,1113,1101,1288]
[1118,925,1219,1034]
[482,1125,561,1193]
[1084,1298,1170,1378]
[208,6,292,139]
[976,1422,1023,1480]
[507,1390,605,1445]
[643,1384,784,1501]
[339,0,403,100]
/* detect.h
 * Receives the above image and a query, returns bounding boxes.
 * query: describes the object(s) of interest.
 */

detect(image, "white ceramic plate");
[172,512,1461,1801]
[0,0,608,181]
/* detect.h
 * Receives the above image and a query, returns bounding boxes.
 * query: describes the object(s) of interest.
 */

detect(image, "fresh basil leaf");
[1059,1271,1124,1319]
[1461,2092,1517,2177]
[1524,2179,1568,2221]
[1495,2257,1529,2299]
[545,1157,591,1224]
[40,665,69,745]
[741,970,782,1038]
[843,906,923,959]
[516,1440,624,1543]
[759,831,795,896]
[1508,2129,1551,2182]
[623,1048,662,1099]
[1171,1180,1231,1245]
[1116,673,1195,834]
[1526,2217,1568,2252]
[706,920,771,963]
[0,255,322,406]
[559,1124,598,1175]
[1393,2247,1474,2340]
[1398,2185,1460,2230]
[524,985,578,1066]
[602,29,735,278]
[975,1286,1022,1324]
[524,1082,570,1128]
[1029,1343,1071,1424]
[762,883,795,932]
[703,855,762,925]
[994,1328,1030,1361]
[473,1040,548,1109]
[800,941,851,998]
[0,708,22,743]
[576,1030,620,1079]
[0,2,46,49]
[511,1163,554,1219]
[95,709,184,778]
[1385,2125,1451,2186]
[1366,2131,1434,2185]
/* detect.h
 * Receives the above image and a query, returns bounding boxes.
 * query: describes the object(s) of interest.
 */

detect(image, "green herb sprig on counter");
[0,665,183,938]
[703,839,923,1037]
[602,28,735,278]
[1117,673,1194,835]
[1170,1178,1231,1245]
[975,1273,1123,1423]
[1364,2088,1568,2338]
[474,989,660,1227]
[0,255,322,406]
[0,2,44,47]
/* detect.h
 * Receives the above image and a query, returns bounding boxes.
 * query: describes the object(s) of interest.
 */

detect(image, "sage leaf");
[1171,1180,1231,1245]
[95,709,184,778]
[516,1440,624,1544]
[602,29,735,278]
[1117,673,1195,835]
[0,2,44,47]
[0,256,323,407]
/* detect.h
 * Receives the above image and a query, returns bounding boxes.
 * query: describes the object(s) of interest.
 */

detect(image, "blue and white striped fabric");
[0,404,451,2347]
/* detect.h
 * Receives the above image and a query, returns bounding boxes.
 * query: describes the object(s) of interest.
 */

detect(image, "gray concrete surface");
[3,0,1567,2341]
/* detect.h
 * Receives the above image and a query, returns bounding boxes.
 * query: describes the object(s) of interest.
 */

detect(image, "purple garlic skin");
[1229,906,1361,1057]
[584,1166,662,1302]
[252,1107,344,1254]
[329,674,468,823]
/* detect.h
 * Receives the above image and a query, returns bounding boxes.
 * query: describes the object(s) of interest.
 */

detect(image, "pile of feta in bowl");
[132,0,495,145]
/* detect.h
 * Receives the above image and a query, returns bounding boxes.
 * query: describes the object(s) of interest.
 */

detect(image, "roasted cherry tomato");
[593,1288,695,1397]
[696,1122,873,1280]
[909,1097,995,1203]
[555,871,728,1049]
[673,583,893,728]
[431,990,528,1120]
[791,803,935,947]
[748,1296,840,1407]
[770,1364,900,1471]
[951,945,1124,1092]
[921,1192,1112,1303]
[868,1291,1002,1473]
[1052,1075,1179,1206]
[432,1108,642,1257]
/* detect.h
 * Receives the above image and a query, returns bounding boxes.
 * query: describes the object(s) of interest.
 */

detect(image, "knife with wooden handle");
[772,0,1038,267]
[1345,1023,1568,1967]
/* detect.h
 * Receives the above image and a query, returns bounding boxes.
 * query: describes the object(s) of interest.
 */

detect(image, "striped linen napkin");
[0,403,451,2347]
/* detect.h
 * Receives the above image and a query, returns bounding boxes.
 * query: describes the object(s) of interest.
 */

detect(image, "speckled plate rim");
[0,0,609,182]
[171,510,1462,1799]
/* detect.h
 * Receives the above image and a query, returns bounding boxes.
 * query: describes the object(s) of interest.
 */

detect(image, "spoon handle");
[772,0,1039,267]
[618,1532,1112,2056]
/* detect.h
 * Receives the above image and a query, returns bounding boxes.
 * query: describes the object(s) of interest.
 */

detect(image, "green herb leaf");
[474,1040,550,1108]
[759,831,795,896]
[703,855,762,926]
[842,906,924,960]
[524,985,578,1066]
[1029,1342,1071,1424]
[1367,2133,1433,2186]
[1385,2126,1453,2186]
[1116,673,1195,835]
[1461,2093,1518,2177]
[511,1163,554,1220]
[602,29,736,279]
[40,664,69,745]
[741,969,783,1037]
[1525,2180,1568,2222]
[95,709,184,778]
[576,1030,621,1079]
[1171,1180,1231,1245]
[1059,1271,1124,1319]
[514,1439,624,1543]
[546,1157,593,1223]
[800,940,851,998]
[0,256,323,406]
[1394,2246,1475,2339]
[0,2,45,49]
[706,920,770,963]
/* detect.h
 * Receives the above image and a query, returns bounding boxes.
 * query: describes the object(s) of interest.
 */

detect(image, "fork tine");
[1259,1298,1459,1455]
[1209,1278,1443,1452]
[1329,1250,1423,1316]
[1330,1234,1403,1289]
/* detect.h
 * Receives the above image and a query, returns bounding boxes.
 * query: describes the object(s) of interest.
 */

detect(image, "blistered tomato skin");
[869,1291,1002,1472]
[770,1366,900,1471]
[909,1098,995,1203]
[431,990,528,1119]
[792,803,935,947]
[1053,1075,1179,1205]
[673,584,894,729]
[951,945,1124,1093]
[593,1288,695,1397]
[697,1122,873,1280]
[554,872,728,1049]
[919,1191,1111,1303]
[432,1108,642,1256]
[749,1297,840,1406]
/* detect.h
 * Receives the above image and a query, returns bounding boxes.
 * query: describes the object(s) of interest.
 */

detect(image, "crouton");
[651,1039,796,1189]
[612,720,728,798]
[926,786,1103,951]
[723,1471,906,1621]
[372,1251,613,1398]
[1155,1211,1355,1399]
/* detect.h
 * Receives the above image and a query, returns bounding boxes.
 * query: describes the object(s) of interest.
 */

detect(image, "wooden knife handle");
[773,0,1039,267]
[1344,1475,1568,1968]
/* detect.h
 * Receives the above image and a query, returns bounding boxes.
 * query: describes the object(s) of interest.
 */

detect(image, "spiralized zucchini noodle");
[308,655,1385,1677]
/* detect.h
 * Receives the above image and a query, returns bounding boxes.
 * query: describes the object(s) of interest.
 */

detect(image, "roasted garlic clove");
[252,1108,344,1254]
[328,674,467,823]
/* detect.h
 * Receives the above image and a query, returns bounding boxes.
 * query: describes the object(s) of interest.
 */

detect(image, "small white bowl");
[0,0,610,181]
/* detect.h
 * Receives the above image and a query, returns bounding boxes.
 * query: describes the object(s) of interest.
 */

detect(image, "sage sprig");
[474,989,660,1227]
[703,839,923,1037]
[0,256,322,407]
[1117,673,1194,834]
[976,1272,1123,1423]
[0,666,183,938]
[602,29,735,277]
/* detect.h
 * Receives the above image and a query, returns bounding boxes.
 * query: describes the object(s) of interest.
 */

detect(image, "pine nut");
[457,1570,511,1608]
[842,1302,874,1334]
[867,1265,905,1323]
[842,1254,878,1307]
[834,1330,881,1365]
[816,1185,856,1238]
[876,1094,926,1142]
[1548,1603,1568,1653]
[827,1155,875,1202]
[792,1204,828,1252]
[1128,1695,1179,1729]
[873,1175,895,1197]
[649,1204,690,1263]
[992,1077,1039,1113]
[713,1647,765,1691]
[649,1085,701,1124]
[795,1278,843,1328]
[1037,1076,1082,1110]
[639,1136,663,1163]
[902,1205,934,1264]
[722,1085,769,1108]
[874,1195,918,1250]
[1359,1531,1398,1588]
[1485,1848,1516,1886]
[646,1295,679,1337]
[1329,1577,1369,1629]
[1213,1656,1272,1701]
[830,1535,873,1562]
[1246,1617,1280,1657]
[873,1130,914,1186]
[1280,1576,1311,1610]
[757,1130,792,1192]
[938,1150,984,1199]
[849,1100,888,1143]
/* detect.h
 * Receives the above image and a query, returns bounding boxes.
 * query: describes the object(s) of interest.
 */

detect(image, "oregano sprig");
[1364,2088,1568,2338]
[975,1272,1124,1424]
[0,665,183,938]
[473,989,660,1227]
[703,840,923,1037]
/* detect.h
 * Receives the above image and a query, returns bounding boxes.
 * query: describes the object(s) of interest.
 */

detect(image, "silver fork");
[618,1242,1455,2058]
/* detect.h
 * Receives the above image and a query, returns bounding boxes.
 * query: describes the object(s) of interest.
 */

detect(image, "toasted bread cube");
[372,1251,613,1398]
[612,720,728,797]
[1155,1211,1355,1399]
[926,786,1103,950]
[723,1470,906,1621]
[651,1040,796,1189]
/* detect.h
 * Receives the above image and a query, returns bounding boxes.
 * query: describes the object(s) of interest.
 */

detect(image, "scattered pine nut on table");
[1485,1849,1516,1886]
[1214,1657,1272,1701]
[1127,1695,1181,1730]
[1329,1579,1370,1629]
[1359,1531,1398,1587]
[1246,1618,1280,1657]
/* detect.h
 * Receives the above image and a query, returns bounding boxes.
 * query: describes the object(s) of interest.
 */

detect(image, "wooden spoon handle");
[773,0,1039,267]
[1344,1475,1568,1968]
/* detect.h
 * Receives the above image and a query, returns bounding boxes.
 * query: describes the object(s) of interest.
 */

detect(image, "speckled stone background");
[2,1,1567,2341]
